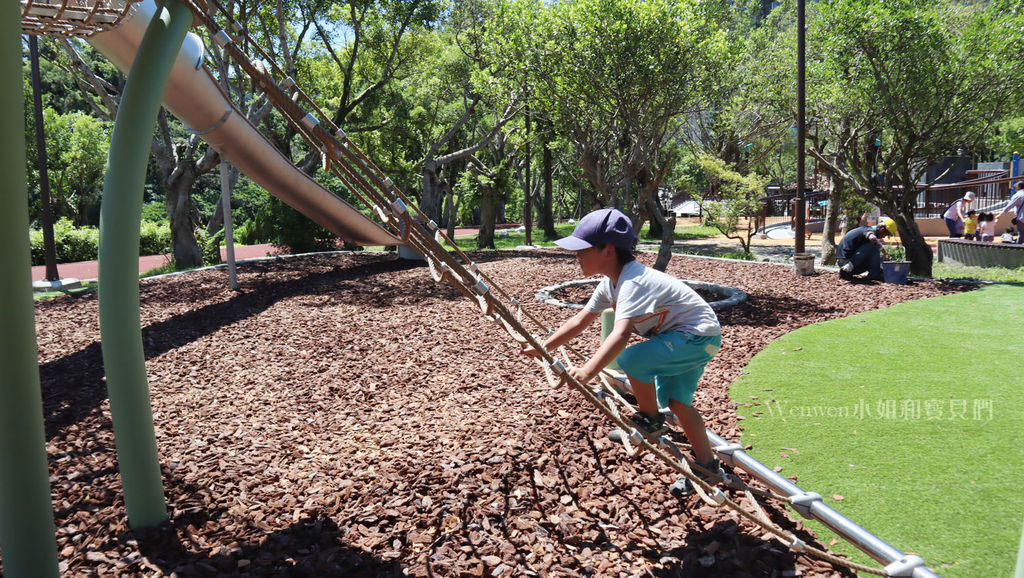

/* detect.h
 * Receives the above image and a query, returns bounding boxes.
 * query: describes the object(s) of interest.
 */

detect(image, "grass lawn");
[32,281,97,301]
[730,283,1024,576]
[932,262,1024,283]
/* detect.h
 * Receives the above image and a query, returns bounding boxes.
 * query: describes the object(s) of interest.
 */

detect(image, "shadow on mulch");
[131,514,403,577]
[719,295,841,328]
[38,257,460,439]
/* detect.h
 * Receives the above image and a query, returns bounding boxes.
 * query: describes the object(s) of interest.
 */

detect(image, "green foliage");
[140,202,167,223]
[29,217,98,264]
[198,228,223,266]
[139,219,173,257]
[31,108,111,226]
[986,116,1024,159]
[505,0,720,211]
[453,169,479,227]
[262,197,339,254]
[28,218,171,265]
[693,155,769,253]
[882,243,906,262]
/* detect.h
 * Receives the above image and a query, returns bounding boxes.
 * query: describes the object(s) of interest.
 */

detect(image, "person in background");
[837,217,897,281]
[1002,228,1017,243]
[979,213,998,242]
[943,191,976,238]
[962,210,979,241]
[997,182,1024,244]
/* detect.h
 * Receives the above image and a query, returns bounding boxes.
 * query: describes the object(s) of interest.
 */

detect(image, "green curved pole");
[98,0,192,528]
[0,17,60,578]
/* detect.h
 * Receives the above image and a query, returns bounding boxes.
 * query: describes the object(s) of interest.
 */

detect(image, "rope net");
[21,0,140,38]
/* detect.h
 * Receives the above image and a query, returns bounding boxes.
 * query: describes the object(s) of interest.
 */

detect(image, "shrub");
[200,228,224,266]
[29,218,172,265]
[139,220,172,257]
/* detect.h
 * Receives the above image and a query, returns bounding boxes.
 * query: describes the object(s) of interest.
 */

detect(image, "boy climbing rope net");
[520,208,724,497]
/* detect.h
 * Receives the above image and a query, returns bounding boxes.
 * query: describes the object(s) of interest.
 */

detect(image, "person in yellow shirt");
[962,210,979,241]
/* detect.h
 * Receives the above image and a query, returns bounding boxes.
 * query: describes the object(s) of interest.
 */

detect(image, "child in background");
[979,213,997,242]
[962,211,979,241]
[1003,228,1016,243]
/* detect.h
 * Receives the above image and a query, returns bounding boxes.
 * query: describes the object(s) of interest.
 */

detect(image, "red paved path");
[29,226,493,283]
[30,244,281,282]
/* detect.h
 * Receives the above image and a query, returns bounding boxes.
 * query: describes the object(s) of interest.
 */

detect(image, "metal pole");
[0,21,60,578]
[1012,151,1019,192]
[707,430,940,577]
[795,0,806,253]
[524,102,533,246]
[29,35,59,283]
[98,0,192,528]
[220,161,238,290]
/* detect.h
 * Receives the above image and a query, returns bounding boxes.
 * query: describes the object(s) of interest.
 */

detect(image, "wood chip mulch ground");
[21,250,969,577]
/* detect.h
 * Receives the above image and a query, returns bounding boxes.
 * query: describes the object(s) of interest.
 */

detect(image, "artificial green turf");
[730,284,1024,577]
[932,262,1024,283]
[32,281,97,301]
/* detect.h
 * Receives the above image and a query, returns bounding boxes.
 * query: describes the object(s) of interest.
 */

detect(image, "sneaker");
[607,411,669,443]
[628,411,669,438]
[670,458,723,498]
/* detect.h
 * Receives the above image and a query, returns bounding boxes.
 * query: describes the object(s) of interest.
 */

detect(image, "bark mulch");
[19,250,968,577]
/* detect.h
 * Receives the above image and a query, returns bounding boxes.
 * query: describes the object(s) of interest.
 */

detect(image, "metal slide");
[87,0,402,247]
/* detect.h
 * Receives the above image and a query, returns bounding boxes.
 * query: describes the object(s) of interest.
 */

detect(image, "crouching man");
[837,217,896,281]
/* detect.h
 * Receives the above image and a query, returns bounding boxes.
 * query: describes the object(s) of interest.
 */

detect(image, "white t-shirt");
[584,260,721,338]
[943,198,970,220]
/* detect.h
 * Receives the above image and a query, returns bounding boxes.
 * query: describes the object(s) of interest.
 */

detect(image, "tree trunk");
[165,176,203,268]
[477,183,497,249]
[541,139,556,239]
[645,195,674,271]
[893,209,932,277]
[524,105,532,245]
[421,163,445,224]
[647,210,663,239]
[820,178,842,265]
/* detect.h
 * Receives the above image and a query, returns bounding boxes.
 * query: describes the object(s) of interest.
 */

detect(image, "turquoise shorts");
[616,332,722,408]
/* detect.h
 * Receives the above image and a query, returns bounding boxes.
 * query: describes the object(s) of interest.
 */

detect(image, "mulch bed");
[20,250,967,577]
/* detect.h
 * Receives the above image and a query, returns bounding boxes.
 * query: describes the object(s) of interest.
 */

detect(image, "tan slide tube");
[89,0,401,247]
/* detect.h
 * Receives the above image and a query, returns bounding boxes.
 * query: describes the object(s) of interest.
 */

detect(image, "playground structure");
[755,168,1021,240]
[3,2,947,576]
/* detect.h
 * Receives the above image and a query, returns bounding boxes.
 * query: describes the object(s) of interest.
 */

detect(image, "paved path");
[30,243,280,282]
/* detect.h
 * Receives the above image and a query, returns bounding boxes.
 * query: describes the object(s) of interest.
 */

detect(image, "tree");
[414,0,522,228]
[516,0,719,269]
[694,155,769,255]
[807,0,1024,276]
[39,108,110,226]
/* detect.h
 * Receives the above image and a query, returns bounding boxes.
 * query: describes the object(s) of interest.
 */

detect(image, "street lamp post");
[795,0,806,254]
